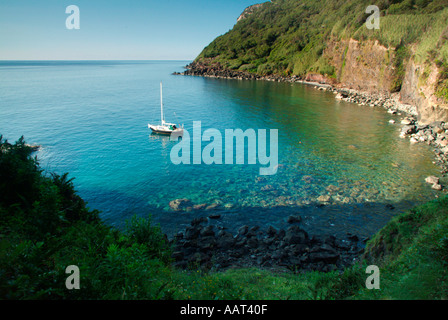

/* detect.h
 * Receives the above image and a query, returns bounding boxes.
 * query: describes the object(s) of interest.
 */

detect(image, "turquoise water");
[0,60,440,239]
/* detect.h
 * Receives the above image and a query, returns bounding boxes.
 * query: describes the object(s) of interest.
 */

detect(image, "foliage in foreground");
[1,135,447,299]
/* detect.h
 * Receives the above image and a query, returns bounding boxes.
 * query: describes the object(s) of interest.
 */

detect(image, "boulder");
[284,225,308,244]
[401,119,412,125]
[237,225,249,237]
[247,237,259,248]
[205,203,220,211]
[197,236,216,250]
[287,215,302,224]
[217,231,236,249]
[425,176,439,185]
[432,184,442,191]
[401,125,417,135]
[200,225,215,237]
[184,226,200,240]
[169,198,192,211]
[317,194,331,202]
[193,203,207,210]
[266,225,277,237]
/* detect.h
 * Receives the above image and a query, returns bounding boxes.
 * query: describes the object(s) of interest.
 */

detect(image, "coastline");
[168,62,448,273]
[175,62,448,183]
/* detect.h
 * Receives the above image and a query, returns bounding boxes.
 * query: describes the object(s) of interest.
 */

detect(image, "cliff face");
[192,0,448,123]
[323,37,448,124]
[323,38,395,94]
[400,60,448,125]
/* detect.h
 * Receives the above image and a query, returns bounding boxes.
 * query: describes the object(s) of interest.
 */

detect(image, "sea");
[0,60,440,239]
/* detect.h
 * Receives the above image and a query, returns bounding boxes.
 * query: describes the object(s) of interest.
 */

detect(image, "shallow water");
[0,60,440,239]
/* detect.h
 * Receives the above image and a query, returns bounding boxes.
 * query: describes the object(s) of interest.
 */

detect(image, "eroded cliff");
[189,0,448,123]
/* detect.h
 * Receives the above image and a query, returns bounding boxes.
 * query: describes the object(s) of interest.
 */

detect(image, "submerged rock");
[317,195,331,203]
[169,198,192,211]
[193,203,207,210]
[287,215,302,224]
[261,184,274,191]
[205,203,220,211]
[208,213,221,219]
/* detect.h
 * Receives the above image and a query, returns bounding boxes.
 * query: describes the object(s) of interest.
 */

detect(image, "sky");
[0,0,259,60]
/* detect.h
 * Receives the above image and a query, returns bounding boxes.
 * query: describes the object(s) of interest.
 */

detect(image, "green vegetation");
[390,45,410,92]
[1,135,447,300]
[196,0,448,98]
[435,60,448,100]
[0,136,174,299]
[360,196,448,299]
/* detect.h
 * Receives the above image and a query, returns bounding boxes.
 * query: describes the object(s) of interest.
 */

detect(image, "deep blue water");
[0,60,440,239]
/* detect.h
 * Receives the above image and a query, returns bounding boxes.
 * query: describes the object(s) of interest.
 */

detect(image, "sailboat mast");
[160,81,164,125]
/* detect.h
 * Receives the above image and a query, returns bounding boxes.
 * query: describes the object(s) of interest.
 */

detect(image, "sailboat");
[148,82,183,135]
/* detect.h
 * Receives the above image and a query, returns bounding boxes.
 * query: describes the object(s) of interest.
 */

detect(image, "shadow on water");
[91,184,422,243]
[153,200,420,242]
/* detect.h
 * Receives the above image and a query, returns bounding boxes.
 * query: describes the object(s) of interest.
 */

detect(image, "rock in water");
[401,119,412,125]
[317,195,331,202]
[432,184,442,191]
[169,198,192,211]
[193,203,207,210]
[287,215,302,224]
[205,203,220,211]
[425,176,439,185]
[401,125,417,135]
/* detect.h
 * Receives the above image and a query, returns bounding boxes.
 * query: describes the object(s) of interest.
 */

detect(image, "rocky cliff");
[322,36,448,125]
[187,0,448,124]
[400,59,448,124]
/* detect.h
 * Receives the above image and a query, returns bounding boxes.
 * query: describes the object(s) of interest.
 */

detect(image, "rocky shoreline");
[175,62,448,182]
[169,215,364,273]
[329,88,448,180]
[169,61,448,273]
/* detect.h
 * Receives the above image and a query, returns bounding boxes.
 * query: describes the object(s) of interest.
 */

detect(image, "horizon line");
[0,59,193,61]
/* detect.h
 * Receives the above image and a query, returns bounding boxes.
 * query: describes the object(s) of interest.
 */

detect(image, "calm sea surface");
[0,60,440,239]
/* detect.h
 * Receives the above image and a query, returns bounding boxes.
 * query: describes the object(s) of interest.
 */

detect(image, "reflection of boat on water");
[149,131,170,151]
[148,82,183,135]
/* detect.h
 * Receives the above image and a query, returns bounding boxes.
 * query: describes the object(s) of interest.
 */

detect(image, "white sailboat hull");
[148,124,183,135]
[148,82,183,136]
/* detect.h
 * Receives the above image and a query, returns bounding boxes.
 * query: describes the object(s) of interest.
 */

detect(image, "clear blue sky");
[0,0,259,60]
